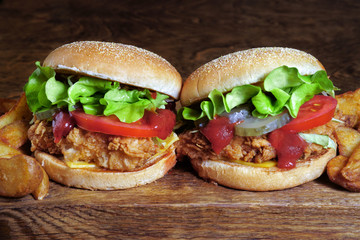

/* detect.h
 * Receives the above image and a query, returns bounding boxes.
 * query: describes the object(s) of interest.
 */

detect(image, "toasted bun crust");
[34,146,176,190]
[191,148,336,191]
[181,47,325,106]
[43,41,182,99]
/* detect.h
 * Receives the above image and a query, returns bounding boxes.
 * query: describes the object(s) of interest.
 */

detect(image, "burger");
[24,41,182,190]
[176,47,347,191]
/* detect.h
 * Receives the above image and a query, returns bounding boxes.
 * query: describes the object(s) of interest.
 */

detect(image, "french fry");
[0,120,29,148]
[0,98,17,114]
[0,154,43,198]
[32,166,49,200]
[0,93,32,129]
[334,126,360,157]
[0,140,22,158]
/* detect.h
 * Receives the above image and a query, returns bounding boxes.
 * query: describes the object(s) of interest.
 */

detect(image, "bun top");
[180,47,325,106]
[43,41,182,99]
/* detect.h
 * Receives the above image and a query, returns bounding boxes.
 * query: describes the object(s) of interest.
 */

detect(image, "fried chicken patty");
[28,120,162,172]
[176,131,277,163]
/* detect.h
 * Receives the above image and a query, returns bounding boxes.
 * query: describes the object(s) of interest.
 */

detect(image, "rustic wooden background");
[1,0,360,239]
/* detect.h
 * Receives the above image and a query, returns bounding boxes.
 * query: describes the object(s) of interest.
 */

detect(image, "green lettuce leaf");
[24,62,169,123]
[24,61,55,112]
[264,66,304,90]
[100,88,168,123]
[225,85,260,109]
[179,66,337,121]
[180,107,206,121]
[45,77,69,105]
[67,76,119,113]
[299,133,337,150]
[68,76,119,104]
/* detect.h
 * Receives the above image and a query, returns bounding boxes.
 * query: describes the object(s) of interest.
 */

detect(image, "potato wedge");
[0,93,32,129]
[327,155,348,182]
[0,120,29,148]
[32,166,49,200]
[0,98,17,114]
[341,144,360,182]
[334,126,360,157]
[0,154,43,197]
[336,89,360,120]
[327,155,360,192]
[0,141,22,158]
[338,179,360,192]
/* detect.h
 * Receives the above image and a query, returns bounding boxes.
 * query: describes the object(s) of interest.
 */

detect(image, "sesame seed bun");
[43,41,182,99]
[180,47,324,106]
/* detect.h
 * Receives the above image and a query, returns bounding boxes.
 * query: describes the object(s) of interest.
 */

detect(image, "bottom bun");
[191,148,336,191]
[34,145,176,190]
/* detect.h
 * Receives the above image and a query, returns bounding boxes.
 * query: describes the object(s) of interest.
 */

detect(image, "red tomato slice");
[70,109,175,140]
[280,95,337,132]
[200,116,234,154]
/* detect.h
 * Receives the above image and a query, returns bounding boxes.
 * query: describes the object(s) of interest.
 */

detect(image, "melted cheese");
[65,161,98,169]
[230,159,277,168]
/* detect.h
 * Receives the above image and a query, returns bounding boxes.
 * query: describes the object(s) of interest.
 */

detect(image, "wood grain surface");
[1,0,360,239]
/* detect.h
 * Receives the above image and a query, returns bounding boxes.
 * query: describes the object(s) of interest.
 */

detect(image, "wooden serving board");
[1,161,360,239]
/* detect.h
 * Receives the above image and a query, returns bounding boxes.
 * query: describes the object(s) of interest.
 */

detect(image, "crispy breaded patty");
[28,120,161,171]
[176,130,276,164]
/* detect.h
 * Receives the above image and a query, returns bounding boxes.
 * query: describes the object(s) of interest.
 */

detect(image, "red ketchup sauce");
[268,129,308,169]
[200,116,235,154]
[52,110,76,143]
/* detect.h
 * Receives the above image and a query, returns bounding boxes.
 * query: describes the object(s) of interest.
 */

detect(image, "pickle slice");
[235,111,291,137]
